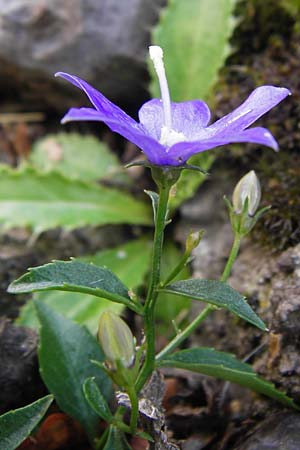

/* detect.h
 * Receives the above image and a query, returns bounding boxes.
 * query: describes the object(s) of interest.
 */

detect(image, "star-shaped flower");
[56,46,290,167]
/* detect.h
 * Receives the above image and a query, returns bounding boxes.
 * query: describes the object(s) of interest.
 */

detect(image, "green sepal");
[224,195,271,237]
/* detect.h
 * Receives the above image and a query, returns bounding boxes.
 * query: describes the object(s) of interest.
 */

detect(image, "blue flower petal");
[208,86,291,136]
[139,99,211,140]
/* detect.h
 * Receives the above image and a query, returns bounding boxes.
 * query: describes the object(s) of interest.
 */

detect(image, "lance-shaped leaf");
[159,279,266,330]
[0,165,151,233]
[158,348,298,409]
[0,395,53,450]
[17,238,152,332]
[83,377,113,423]
[8,260,142,314]
[35,301,112,441]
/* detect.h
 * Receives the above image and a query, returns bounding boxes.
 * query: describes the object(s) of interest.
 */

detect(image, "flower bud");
[232,170,261,216]
[185,230,204,253]
[98,311,135,370]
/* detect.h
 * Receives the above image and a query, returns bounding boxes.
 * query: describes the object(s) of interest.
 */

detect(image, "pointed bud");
[98,311,135,370]
[185,230,204,253]
[232,170,261,216]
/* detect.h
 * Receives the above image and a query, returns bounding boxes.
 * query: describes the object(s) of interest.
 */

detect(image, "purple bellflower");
[56,46,290,167]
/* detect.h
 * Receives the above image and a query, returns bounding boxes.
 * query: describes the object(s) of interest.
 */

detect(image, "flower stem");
[127,385,139,433]
[135,182,171,392]
[220,233,241,283]
[156,303,214,361]
[156,231,242,361]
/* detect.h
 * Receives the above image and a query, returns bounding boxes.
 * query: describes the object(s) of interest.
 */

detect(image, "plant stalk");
[135,183,171,392]
[156,232,242,361]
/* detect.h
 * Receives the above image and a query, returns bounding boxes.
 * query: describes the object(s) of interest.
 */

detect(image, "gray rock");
[233,412,300,450]
[0,318,45,413]
[0,0,165,112]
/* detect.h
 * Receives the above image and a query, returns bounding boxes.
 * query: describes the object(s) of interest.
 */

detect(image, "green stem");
[156,232,242,361]
[127,385,139,433]
[135,183,171,392]
[220,233,241,283]
[162,252,189,287]
[156,304,213,361]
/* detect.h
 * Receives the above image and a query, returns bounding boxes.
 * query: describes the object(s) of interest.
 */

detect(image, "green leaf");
[150,0,238,209]
[0,165,151,232]
[155,242,191,333]
[160,279,267,331]
[17,238,152,333]
[151,0,237,101]
[103,426,132,450]
[144,190,159,222]
[83,378,113,423]
[35,301,112,441]
[158,348,298,409]
[29,133,129,183]
[0,395,53,450]
[8,260,142,314]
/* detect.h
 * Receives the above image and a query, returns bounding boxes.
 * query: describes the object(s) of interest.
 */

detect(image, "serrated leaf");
[158,348,298,409]
[103,426,133,450]
[150,0,237,209]
[0,395,53,450]
[30,133,129,183]
[0,165,151,232]
[160,279,267,330]
[83,378,113,422]
[35,301,112,441]
[8,260,143,314]
[17,238,152,333]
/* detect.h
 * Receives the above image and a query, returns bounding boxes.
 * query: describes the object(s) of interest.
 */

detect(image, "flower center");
[149,45,186,147]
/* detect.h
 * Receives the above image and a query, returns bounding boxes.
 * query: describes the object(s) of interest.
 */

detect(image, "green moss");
[212,0,300,250]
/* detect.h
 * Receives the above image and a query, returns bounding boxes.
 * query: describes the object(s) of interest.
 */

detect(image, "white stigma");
[149,45,172,130]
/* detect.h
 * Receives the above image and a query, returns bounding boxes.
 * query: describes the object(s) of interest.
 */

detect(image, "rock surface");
[0,318,45,413]
[0,0,165,112]
[233,412,300,450]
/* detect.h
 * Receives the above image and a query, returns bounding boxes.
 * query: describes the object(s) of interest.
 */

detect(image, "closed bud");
[232,170,261,216]
[185,230,204,253]
[98,311,135,370]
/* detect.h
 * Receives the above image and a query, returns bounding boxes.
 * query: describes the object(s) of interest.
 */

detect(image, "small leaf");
[0,165,151,232]
[144,190,159,222]
[83,378,113,423]
[103,426,133,450]
[0,395,53,450]
[30,133,129,183]
[158,348,298,409]
[17,238,152,333]
[35,302,112,441]
[160,279,267,331]
[8,260,142,314]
